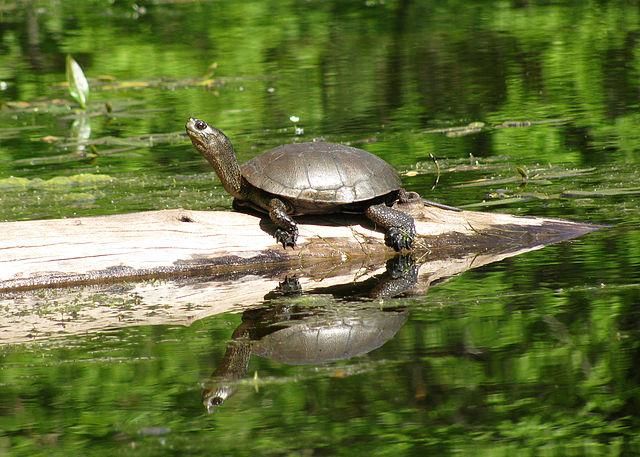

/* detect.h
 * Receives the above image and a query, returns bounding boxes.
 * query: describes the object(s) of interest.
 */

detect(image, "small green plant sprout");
[516,166,529,182]
[429,152,441,190]
[66,55,89,109]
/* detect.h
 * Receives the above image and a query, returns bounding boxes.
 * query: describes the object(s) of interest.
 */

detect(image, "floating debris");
[138,427,170,437]
[425,121,485,136]
[425,118,571,137]
[289,115,303,135]
[560,188,640,198]
[453,167,595,188]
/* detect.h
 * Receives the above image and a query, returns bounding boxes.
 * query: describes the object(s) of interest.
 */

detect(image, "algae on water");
[0,173,113,190]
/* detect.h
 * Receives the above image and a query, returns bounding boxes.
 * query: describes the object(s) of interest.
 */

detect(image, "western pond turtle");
[186,118,442,251]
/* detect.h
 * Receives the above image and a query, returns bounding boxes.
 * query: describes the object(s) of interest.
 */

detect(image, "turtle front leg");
[268,198,299,248]
[365,203,416,251]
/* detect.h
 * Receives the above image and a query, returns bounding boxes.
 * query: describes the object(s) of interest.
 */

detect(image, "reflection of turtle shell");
[251,309,408,365]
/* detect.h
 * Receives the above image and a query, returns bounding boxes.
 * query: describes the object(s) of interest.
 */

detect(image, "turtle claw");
[385,226,415,251]
[275,227,298,249]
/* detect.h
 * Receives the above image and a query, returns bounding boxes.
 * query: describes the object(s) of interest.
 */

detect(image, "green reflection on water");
[1,255,639,455]
[1,0,640,455]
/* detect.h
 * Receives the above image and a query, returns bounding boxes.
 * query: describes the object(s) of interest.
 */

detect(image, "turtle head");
[185,118,227,155]
[186,118,243,199]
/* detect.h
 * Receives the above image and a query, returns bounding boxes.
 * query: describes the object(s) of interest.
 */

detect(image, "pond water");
[1,0,640,455]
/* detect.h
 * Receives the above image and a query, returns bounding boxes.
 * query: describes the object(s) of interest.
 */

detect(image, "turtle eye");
[194,120,208,130]
[211,397,223,406]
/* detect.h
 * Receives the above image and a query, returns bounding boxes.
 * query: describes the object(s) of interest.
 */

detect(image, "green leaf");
[66,55,89,109]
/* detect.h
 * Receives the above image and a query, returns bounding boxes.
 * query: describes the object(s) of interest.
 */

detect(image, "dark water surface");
[1,1,640,455]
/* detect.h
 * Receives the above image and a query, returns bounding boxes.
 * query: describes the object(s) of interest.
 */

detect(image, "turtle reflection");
[202,255,417,413]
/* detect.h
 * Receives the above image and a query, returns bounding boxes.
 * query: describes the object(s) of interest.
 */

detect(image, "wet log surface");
[0,204,602,343]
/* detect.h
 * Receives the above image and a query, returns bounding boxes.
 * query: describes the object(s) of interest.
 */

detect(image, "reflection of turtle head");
[202,328,253,413]
[202,304,407,412]
[202,385,233,413]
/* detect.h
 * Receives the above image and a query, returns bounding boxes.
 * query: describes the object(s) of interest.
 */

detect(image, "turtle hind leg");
[365,203,416,251]
[268,198,299,248]
[396,188,461,212]
[396,188,422,204]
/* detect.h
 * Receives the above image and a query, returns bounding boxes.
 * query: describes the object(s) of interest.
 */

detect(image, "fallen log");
[0,203,600,292]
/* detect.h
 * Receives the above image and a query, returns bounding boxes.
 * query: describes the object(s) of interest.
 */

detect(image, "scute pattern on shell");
[241,142,402,203]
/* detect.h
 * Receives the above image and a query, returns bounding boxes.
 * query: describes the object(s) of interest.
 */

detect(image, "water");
[1,0,640,455]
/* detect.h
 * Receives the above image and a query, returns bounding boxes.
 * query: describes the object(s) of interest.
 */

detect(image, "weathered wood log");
[1,204,599,292]
[0,204,602,343]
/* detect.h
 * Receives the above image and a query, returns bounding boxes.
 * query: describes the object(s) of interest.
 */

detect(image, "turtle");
[186,117,451,251]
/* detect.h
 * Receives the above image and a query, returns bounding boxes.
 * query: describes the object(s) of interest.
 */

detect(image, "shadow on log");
[0,203,602,343]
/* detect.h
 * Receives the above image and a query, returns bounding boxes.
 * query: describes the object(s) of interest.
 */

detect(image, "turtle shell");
[241,142,402,204]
